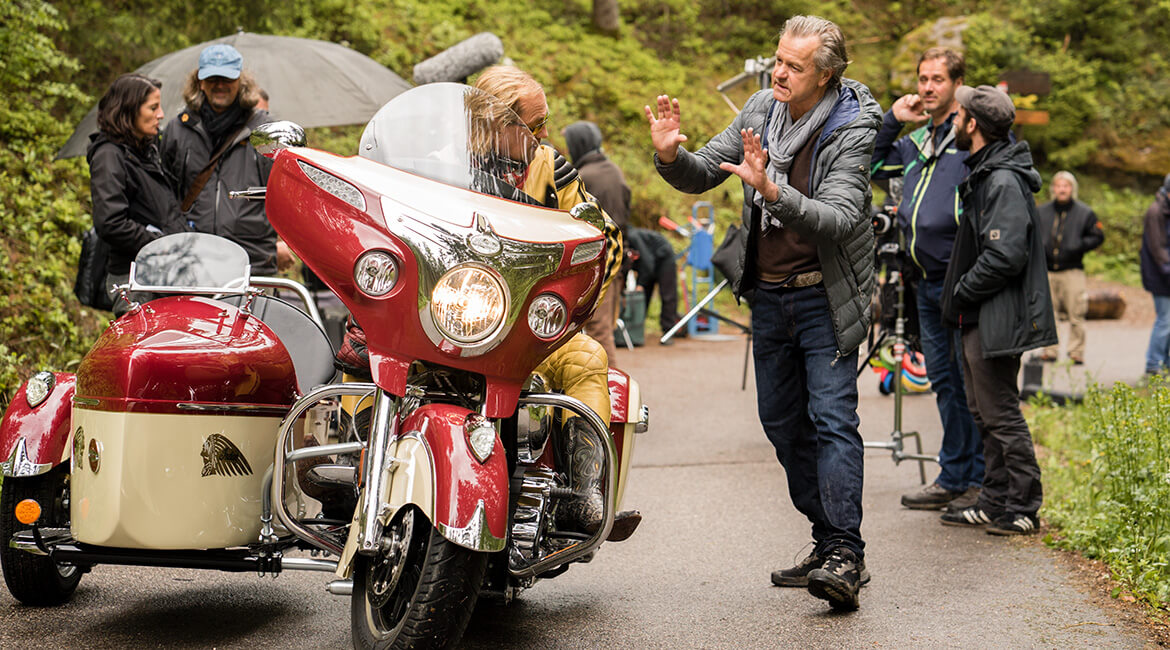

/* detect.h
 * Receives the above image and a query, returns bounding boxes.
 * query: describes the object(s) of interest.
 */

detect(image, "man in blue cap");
[161,44,291,275]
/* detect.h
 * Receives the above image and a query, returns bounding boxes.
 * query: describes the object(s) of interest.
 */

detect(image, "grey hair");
[780,15,850,87]
[1050,170,1078,200]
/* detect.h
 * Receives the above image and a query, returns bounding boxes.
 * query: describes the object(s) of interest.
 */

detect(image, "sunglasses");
[526,113,550,135]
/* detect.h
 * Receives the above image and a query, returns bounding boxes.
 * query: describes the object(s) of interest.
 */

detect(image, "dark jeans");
[639,258,680,333]
[752,284,865,558]
[960,327,1043,518]
[917,278,984,492]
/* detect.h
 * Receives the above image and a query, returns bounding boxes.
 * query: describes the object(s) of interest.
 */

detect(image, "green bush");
[1031,381,1170,607]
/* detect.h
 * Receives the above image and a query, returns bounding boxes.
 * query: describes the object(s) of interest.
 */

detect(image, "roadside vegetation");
[1029,384,1170,616]
[3,0,1170,618]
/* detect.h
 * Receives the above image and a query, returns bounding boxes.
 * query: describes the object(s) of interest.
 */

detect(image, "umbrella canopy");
[57,32,412,159]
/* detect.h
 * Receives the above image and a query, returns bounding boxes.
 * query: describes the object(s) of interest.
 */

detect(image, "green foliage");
[1030,380,1170,608]
[0,0,105,404]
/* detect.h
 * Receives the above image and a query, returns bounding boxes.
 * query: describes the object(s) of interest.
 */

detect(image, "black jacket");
[1141,191,1170,296]
[941,140,1057,358]
[1037,198,1103,271]
[627,227,674,281]
[86,133,189,275]
[160,106,276,274]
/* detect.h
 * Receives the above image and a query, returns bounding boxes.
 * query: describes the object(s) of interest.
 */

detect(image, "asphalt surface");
[0,317,1154,648]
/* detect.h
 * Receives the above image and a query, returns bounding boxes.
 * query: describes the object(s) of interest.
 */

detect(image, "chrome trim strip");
[176,403,291,415]
[436,499,506,552]
[509,393,616,578]
[269,382,380,555]
[71,397,100,407]
[284,441,365,463]
[1,439,53,478]
[280,557,340,572]
[357,390,400,555]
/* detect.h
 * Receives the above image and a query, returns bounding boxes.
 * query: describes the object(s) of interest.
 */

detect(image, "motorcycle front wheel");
[0,464,82,605]
[351,507,487,649]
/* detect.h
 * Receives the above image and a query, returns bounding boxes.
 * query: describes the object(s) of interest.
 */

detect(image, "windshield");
[359,83,543,206]
[131,232,250,291]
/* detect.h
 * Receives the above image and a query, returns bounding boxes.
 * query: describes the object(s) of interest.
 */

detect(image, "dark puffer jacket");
[941,139,1057,358]
[1037,198,1104,271]
[86,133,190,275]
[160,107,276,274]
[655,79,881,355]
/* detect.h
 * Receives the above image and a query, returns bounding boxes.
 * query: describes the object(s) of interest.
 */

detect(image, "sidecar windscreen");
[131,233,250,292]
[358,83,543,207]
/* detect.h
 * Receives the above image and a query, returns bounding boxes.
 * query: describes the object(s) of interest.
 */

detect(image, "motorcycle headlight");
[25,372,54,408]
[353,250,399,297]
[527,294,568,340]
[430,265,506,344]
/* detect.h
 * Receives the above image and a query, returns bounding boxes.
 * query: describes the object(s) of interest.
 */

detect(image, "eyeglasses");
[526,113,550,135]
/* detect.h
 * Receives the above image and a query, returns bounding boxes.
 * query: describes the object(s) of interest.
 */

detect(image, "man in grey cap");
[938,85,1055,535]
[161,44,291,275]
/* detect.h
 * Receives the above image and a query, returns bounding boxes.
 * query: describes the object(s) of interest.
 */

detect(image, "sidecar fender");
[1,373,76,477]
[384,403,508,553]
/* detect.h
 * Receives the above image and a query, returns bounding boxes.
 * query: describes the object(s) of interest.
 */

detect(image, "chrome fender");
[1,373,76,477]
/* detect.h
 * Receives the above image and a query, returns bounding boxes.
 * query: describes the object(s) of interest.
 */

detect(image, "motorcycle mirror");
[569,202,606,232]
[251,121,307,158]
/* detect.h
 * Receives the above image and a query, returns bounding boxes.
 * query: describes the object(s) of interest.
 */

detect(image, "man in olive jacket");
[646,16,878,611]
[939,85,1055,536]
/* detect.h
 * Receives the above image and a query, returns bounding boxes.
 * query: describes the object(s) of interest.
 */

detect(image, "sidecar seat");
[220,294,337,391]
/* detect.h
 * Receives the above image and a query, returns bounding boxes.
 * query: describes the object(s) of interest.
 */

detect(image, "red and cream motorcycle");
[0,83,647,648]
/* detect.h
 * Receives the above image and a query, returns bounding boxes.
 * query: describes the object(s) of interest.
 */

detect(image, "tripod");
[859,221,937,484]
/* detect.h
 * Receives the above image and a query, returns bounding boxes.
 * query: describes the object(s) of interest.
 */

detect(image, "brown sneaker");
[900,483,961,510]
[945,486,982,513]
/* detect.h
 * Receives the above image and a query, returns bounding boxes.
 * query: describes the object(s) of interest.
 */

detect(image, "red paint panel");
[607,368,631,423]
[401,404,508,540]
[75,296,297,410]
[264,150,607,418]
[0,373,75,467]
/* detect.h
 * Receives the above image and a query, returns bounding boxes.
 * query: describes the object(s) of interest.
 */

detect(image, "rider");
[334,67,638,541]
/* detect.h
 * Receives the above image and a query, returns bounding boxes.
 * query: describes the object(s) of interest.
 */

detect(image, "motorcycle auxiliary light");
[527,293,568,340]
[430,265,506,344]
[24,371,54,408]
[354,250,400,297]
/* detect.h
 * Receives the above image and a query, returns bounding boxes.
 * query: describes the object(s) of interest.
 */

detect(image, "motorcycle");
[0,83,648,648]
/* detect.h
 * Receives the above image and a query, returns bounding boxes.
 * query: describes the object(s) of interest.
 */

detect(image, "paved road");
[0,319,1152,648]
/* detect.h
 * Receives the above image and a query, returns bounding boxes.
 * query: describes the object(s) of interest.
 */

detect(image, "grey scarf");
[754,86,840,229]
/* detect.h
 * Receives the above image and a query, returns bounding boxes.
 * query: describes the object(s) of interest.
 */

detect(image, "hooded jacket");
[655,79,881,355]
[1140,190,1170,296]
[1037,198,1104,271]
[563,121,631,235]
[871,110,968,280]
[940,139,1057,357]
[160,105,276,274]
[86,133,190,275]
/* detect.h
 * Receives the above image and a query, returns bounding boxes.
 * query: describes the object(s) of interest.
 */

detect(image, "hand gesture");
[892,94,929,124]
[719,128,779,203]
[644,95,688,164]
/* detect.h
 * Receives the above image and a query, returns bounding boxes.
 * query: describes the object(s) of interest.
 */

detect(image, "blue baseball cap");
[198,44,243,80]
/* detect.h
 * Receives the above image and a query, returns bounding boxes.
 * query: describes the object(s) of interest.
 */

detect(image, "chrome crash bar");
[508,392,616,579]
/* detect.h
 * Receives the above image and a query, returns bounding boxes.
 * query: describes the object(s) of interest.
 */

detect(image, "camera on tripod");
[872,205,896,237]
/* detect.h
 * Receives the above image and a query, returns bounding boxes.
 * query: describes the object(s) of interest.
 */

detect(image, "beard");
[954,120,973,151]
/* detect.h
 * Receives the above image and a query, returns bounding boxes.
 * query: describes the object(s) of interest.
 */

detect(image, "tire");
[0,465,81,606]
[351,508,487,649]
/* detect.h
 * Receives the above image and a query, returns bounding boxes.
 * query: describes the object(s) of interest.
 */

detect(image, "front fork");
[356,390,400,555]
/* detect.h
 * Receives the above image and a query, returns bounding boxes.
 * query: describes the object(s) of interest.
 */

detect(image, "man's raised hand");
[644,95,687,164]
[892,93,929,124]
[719,128,779,203]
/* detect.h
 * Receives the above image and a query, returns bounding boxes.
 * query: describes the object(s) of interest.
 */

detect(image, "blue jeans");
[1146,294,1170,374]
[917,278,984,492]
[752,285,864,558]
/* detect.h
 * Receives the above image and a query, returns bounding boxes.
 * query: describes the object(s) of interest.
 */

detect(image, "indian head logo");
[201,434,253,477]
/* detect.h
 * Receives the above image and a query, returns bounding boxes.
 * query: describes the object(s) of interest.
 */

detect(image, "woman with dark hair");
[86,73,189,312]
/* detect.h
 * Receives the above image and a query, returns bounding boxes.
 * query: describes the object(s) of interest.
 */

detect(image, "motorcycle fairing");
[384,403,508,552]
[0,373,75,477]
[266,148,609,418]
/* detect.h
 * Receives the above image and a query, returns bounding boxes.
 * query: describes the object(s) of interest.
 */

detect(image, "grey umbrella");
[57,32,412,159]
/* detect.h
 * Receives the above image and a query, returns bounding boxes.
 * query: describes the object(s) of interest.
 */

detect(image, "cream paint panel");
[614,379,641,510]
[293,149,599,243]
[70,408,281,549]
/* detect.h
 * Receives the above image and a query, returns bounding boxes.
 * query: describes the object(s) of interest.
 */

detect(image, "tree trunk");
[593,0,620,35]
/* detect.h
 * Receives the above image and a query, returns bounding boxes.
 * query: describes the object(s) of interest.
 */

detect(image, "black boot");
[557,417,605,533]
